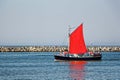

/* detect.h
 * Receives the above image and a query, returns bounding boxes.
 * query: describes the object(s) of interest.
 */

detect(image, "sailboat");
[54,23,102,61]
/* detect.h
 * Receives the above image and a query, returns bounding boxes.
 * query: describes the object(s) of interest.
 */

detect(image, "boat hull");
[54,55,102,61]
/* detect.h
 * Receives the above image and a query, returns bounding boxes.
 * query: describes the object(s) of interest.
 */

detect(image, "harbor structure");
[0,46,120,52]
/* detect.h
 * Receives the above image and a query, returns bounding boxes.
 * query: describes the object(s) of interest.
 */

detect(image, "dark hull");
[54,55,102,61]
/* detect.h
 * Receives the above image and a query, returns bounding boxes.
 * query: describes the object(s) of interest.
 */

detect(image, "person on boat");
[59,49,68,56]
[59,50,64,56]
[89,51,94,56]
[63,49,69,57]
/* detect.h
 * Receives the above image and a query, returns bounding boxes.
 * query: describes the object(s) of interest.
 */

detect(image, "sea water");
[0,52,120,80]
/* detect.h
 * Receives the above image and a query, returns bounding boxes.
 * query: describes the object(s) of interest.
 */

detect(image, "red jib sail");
[69,24,87,54]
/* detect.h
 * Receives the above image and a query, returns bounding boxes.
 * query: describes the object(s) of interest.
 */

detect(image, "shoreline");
[0,46,120,52]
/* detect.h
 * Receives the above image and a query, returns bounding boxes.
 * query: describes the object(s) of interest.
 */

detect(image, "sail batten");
[69,24,87,54]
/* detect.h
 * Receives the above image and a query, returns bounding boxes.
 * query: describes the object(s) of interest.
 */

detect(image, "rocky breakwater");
[0,46,67,52]
[0,46,120,52]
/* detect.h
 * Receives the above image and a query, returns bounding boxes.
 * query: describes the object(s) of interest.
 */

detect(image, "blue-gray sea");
[0,52,120,80]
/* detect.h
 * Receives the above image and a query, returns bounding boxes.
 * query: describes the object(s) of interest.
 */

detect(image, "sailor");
[59,51,64,56]
[63,49,68,56]
[89,51,94,56]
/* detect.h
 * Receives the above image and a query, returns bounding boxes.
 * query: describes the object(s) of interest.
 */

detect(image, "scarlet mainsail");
[69,24,87,54]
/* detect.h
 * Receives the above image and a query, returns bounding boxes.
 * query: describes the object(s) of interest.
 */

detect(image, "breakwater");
[0,46,120,52]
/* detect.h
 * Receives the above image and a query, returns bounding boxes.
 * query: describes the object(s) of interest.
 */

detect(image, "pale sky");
[0,0,120,46]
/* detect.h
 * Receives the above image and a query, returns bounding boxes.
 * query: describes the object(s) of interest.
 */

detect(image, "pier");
[0,46,120,52]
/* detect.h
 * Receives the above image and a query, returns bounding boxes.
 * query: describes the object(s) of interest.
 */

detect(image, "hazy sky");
[0,0,120,46]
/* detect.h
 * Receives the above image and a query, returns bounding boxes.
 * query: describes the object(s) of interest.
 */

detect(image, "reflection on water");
[69,61,87,80]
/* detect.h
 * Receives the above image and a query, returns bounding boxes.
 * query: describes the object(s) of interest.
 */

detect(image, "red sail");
[69,24,87,54]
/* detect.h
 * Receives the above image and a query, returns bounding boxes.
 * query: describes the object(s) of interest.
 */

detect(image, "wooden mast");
[68,25,71,53]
